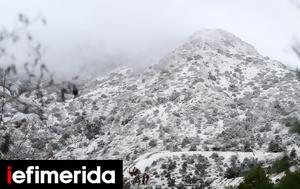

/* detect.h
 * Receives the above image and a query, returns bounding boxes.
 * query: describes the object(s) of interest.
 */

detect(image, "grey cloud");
[0,0,300,79]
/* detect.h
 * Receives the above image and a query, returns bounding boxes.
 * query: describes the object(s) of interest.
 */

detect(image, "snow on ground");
[126,150,283,174]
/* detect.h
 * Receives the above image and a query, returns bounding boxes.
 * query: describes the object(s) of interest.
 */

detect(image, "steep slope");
[2,29,300,188]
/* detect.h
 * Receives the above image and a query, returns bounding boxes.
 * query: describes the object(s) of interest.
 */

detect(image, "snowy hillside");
[1,29,300,188]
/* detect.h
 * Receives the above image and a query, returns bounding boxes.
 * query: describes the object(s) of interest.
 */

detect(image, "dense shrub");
[290,148,297,159]
[166,159,176,171]
[0,134,10,154]
[238,166,273,189]
[225,155,242,178]
[225,167,241,179]
[268,139,284,152]
[286,120,300,135]
[237,162,300,189]
[275,171,300,189]
[240,158,260,175]
[271,156,291,174]
[179,162,187,174]
[148,139,157,147]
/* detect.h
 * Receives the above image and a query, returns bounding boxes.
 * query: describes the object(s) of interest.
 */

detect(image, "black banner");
[0,160,123,189]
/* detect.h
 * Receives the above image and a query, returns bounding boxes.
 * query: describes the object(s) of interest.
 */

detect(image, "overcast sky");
[1,0,300,79]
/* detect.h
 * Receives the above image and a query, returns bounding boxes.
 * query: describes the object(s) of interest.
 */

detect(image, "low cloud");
[1,0,300,80]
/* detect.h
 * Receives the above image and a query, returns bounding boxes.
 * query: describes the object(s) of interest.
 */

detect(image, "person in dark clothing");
[72,84,79,98]
[61,83,79,102]
[61,88,68,102]
[134,174,141,185]
[129,167,140,177]
[142,173,150,185]
[128,167,143,185]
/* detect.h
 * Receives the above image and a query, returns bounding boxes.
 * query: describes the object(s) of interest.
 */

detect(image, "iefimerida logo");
[6,166,115,184]
[0,160,123,189]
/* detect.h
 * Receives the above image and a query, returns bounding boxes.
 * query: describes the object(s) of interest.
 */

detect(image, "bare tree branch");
[292,44,300,61]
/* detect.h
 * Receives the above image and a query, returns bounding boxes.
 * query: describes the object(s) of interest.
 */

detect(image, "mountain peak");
[189,29,259,56]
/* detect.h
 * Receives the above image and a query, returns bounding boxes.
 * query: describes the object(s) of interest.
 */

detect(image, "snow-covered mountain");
[1,29,300,188]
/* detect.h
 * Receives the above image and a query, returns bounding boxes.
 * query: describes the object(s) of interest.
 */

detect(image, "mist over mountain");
[1,0,300,80]
[1,29,299,188]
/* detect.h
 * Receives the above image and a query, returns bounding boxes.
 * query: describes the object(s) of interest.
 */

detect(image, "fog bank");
[1,0,300,79]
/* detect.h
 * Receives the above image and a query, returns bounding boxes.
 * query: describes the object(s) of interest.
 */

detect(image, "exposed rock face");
[1,29,299,188]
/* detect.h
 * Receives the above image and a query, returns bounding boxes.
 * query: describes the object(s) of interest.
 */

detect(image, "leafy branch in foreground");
[291,37,300,80]
[0,65,16,124]
[0,13,51,126]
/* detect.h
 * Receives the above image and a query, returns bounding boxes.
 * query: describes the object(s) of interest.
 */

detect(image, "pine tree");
[238,166,273,189]
[276,171,300,189]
